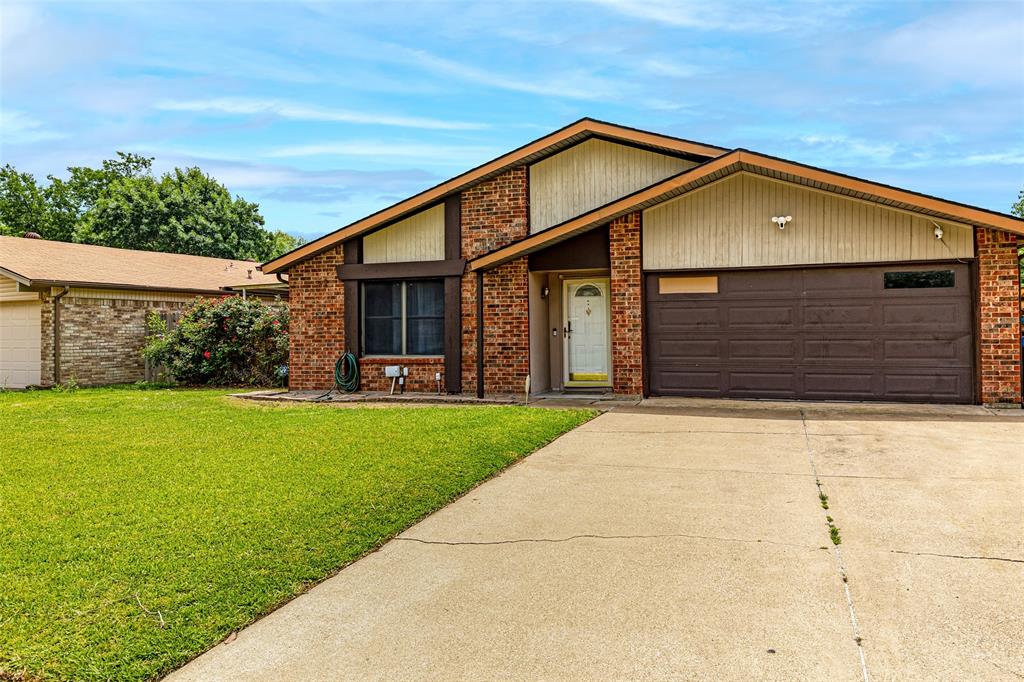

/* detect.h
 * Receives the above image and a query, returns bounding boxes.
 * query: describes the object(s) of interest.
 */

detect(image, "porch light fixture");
[772,215,792,230]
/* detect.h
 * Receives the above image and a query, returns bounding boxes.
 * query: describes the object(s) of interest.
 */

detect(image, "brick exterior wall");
[360,356,446,393]
[976,227,1022,405]
[609,211,644,396]
[288,245,346,390]
[39,292,191,387]
[460,167,530,394]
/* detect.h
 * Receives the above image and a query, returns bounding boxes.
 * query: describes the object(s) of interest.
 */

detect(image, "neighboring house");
[0,236,284,388]
[262,118,1024,406]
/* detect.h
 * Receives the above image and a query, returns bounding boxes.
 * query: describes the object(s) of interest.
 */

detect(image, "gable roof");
[260,118,728,274]
[0,236,280,294]
[468,149,1024,271]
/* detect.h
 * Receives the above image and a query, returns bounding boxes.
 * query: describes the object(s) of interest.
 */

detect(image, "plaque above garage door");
[645,264,974,403]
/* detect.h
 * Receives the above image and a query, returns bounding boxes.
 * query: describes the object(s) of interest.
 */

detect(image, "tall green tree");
[0,165,49,237]
[0,153,302,261]
[78,167,271,260]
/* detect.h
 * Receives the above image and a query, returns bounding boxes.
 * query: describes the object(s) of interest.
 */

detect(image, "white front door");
[563,279,611,385]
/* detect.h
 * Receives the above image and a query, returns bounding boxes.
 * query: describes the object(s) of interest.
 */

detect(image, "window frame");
[360,279,444,357]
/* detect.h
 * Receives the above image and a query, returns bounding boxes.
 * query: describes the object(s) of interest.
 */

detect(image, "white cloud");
[154,98,488,130]
[585,0,854,32]
[397,47,624,101]
[266,140,498,163]
[874,6,1024,88]
[0,109,68,145]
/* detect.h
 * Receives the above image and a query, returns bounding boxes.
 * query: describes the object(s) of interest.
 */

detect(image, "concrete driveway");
[169,401,1023,681]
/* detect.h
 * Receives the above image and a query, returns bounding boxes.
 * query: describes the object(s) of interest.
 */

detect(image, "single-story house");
[0,235,284,388]
[262,118,1023,405]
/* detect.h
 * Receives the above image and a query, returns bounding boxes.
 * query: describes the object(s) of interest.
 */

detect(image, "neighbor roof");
[469,149,1024,271]
[0,236,281,294]
[260,118,728,274]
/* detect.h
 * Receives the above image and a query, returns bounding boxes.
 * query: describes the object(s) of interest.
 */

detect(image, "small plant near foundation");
[818,491,830,509]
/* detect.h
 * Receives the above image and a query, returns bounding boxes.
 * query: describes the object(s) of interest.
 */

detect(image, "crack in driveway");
[396,532,820,551]
[888,549,1024,565]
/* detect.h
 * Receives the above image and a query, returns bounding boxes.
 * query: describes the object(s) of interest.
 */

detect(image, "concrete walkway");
[169,402,1024,681]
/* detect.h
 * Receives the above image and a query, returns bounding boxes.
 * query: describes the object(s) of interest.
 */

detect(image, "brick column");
[977,227,1021,405]
[460,167,529,395]
[610,211,643,396]
[288,245,345,390]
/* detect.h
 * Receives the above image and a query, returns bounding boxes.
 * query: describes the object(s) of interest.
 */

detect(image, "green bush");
[143,296,289,387]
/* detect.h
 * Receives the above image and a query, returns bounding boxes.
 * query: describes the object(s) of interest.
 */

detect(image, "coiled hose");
[314,351,359,400]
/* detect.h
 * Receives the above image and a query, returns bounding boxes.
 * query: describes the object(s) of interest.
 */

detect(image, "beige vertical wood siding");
[0,276,39,302]
[362,204,445,263]
[530,139,696,233]
[642,172,974,270]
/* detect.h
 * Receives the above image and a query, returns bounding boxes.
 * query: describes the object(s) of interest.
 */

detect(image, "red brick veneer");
[288,245,345,390]
[609,211,644,395]
[976,227,1021,405]
[460,167,530,394]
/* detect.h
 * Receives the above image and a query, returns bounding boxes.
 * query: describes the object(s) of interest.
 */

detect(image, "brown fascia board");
[260,118,729,274]
[468,149,1024,271]
[11,276,235,296]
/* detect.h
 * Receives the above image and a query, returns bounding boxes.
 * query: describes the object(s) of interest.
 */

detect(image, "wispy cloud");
[585,0,854,32]
[0,109,68,145]
[873,5,1024,88]
[154,98,487,130]
[265,140,497,163]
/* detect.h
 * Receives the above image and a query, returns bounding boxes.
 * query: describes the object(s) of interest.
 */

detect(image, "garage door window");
[883,270,955,289]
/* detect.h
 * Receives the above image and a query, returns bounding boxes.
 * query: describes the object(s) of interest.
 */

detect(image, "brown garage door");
[646,264,974,403]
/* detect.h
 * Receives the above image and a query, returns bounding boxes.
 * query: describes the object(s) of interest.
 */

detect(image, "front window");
[362,280,444,356]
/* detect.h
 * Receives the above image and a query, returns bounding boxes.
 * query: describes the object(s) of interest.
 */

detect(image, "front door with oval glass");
[563,279,611,385]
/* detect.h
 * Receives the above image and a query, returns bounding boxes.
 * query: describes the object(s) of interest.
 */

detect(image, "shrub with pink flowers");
[143,296,289,386]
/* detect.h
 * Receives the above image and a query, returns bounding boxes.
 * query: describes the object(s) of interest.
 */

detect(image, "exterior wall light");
[772,215,792,230]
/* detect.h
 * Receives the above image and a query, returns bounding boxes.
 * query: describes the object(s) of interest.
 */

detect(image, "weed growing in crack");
[818,492,830,509]
[829,523,842,545]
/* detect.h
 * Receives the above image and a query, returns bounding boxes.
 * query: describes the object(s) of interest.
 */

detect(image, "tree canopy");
[0,153,304,261]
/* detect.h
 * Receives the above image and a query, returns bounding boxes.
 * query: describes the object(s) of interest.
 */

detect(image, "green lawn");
[0,388,592,681]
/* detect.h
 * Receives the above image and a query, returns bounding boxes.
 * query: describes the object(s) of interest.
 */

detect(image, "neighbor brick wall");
[460,167,530,394]
[39,292,192,387]
[976,227,1022,405]
[610,211,644,395]
[288,245,345,390]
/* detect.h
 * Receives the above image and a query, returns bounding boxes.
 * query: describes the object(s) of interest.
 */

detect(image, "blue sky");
[1,1,1022,241]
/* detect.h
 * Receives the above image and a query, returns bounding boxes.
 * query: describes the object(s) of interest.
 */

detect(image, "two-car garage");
[645,263,975,403]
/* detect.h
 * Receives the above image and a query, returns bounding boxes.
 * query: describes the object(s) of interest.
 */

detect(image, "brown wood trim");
[261,119,727,274]
[475,270,484,398]
[336,259,466,281]
[740,151,1024,235]
[443,195,462,393]
[470,154,740,271]
[470,147,1024,272]
[444,276,461,393]
[342,240,362,356]
[969,233,981,405]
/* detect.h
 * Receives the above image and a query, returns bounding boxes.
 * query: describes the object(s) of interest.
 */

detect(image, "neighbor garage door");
[646,264,974,403]
[0,301,42,389]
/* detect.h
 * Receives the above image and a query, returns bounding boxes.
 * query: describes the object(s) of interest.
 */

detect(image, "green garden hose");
[313,351,359,400]
[334,352,360,393]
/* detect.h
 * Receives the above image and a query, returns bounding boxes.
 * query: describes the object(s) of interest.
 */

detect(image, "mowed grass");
[0,388,593,681]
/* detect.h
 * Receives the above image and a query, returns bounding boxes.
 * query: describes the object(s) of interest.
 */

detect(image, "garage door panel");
[646,264,974,403]
[728,370,798,397]
[0,301,42,389]
[728,338,796,361]
[803,371,876,398]
[803,303,875,328]
[656,338,721,360]
[882,301,968,327]
[727,305,795,328]
[652,304,720,331]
